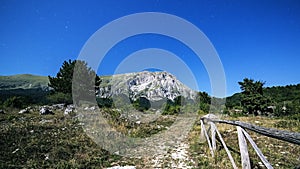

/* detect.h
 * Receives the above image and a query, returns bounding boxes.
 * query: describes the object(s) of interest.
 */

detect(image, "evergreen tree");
[238,78,271,115]
[72,60,101,105]
[48,59,76,94]
[48,60,100,104]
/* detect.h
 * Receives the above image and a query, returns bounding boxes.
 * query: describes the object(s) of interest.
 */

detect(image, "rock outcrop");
[97,71,196,102]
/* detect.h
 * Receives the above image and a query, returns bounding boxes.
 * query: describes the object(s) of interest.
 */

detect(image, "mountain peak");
[97,71,197,102]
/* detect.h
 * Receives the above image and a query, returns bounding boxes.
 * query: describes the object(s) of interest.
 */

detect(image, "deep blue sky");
[1,0,300,96]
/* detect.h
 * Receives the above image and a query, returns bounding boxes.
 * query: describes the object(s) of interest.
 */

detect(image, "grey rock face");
[97,71,196,102]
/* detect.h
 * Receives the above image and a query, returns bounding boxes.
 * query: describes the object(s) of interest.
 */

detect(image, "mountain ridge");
[0,74,49,90]
[97,71,197,102]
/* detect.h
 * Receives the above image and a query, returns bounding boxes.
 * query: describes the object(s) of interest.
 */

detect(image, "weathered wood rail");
[200,114,300,169]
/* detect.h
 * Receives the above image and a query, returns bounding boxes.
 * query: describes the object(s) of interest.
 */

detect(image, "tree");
[72,60,101,105]
[48,60,76,94]
[48,60,101,105]
[238,78,271,115]
[197,92,211,113]
[133,97,151,112]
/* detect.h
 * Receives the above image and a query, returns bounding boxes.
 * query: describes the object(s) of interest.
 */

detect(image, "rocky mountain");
[97,71,197,102]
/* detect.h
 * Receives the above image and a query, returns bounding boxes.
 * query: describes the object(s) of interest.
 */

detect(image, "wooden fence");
[200,114,300,169]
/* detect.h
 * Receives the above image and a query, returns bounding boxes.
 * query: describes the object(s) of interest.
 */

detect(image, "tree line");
[226,78,300,116]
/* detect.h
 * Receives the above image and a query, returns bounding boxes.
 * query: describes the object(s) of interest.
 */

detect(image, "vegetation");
[0,74,49,90]
[132,97,151,112]
[1,106,299,168]
[0,74,50,107]
[226,79,300,117]
[48,59,101,105]
[238,78,271,115]
[1,61,300,168]
[0,110,139,168]
[188,113,300,169]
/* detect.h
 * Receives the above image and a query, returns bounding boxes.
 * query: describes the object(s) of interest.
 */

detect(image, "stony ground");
[1,107,300,168]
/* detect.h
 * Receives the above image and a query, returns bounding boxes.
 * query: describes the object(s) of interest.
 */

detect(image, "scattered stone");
[44,154,49,160]
[51,103,65,110]
[64,107,73,115]
[0,109,5,114]
[18,107,30,114]
[84,106,96,111]
[12,148,19,154]
[106,166,136,169]
[39,119,53,124]
[40,107,54,115]
[64,104,76,115]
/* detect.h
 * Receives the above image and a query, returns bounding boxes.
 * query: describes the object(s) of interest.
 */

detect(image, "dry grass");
[1,109,299,168]
[188,114,300,169]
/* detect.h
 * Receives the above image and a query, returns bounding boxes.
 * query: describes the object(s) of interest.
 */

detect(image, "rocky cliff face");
[97,71,197,102]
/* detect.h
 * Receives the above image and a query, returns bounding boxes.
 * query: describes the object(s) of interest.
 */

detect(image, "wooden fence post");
[212,123,238,169]
[237,126,251,169]
[241,128,274,169]
[210,122,216,151]
[200,120,214,157]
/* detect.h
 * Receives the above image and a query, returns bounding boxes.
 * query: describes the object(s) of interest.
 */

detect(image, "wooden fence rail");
[200,114,300,169]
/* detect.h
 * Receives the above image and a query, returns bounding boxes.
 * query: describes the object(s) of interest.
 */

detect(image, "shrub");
[47,92,72,104]
[3,96,28,109]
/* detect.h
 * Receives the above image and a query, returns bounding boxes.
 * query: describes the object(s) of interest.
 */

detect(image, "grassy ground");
[188,114,300,169]
[1,109,299,168]
[0,110,141,169]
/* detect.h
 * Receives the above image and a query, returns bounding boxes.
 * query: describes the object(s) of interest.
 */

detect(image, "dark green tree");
[48,60,100,104]
[133,97,151,112]
[197,92,211,113]
[238,78,271,115]
[48,60,76,94]
[72,60,101,105]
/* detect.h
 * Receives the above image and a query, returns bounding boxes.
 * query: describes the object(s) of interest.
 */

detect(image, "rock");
[40,107,54,115]
[0,109,5,114]
[96,71,197,103]
[39,119,53,124]
[64,106,74,115]
[51,103,65,110]
[64,105,77,115]
[106,166,136,169]
[84,106,96,111]
[18,107,31,114]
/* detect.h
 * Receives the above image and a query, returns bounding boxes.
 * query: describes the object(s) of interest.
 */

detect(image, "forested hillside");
[226,83,300,116]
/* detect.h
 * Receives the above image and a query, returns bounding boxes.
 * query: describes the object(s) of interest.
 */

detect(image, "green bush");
[3,96,28,109]
[132,97,151,112]
[47,92,72,104]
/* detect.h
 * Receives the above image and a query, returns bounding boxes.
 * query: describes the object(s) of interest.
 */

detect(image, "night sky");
[1,0,300,96]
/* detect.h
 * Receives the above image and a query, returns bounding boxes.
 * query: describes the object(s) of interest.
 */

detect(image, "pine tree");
[48,60,101,104]
[238,78,271,115]
[48,59,76,94]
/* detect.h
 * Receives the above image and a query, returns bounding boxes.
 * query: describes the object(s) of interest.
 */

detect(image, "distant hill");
[0,74,49,90]
[0,74,50,104]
